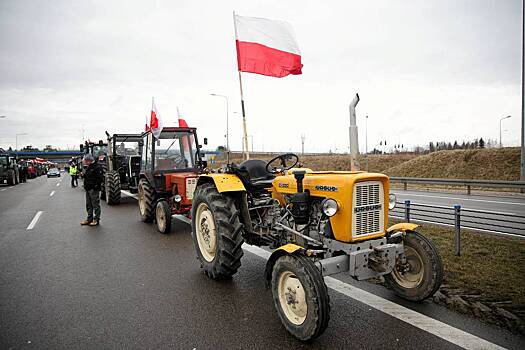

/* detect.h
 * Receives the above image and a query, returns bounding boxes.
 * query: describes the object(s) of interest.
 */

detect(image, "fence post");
[404,181,407,191]
[454,205,461,256]
[467,185,471,195]
[405,200,411,222]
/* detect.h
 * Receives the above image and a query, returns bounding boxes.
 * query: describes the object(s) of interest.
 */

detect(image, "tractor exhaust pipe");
[349,93,360,171]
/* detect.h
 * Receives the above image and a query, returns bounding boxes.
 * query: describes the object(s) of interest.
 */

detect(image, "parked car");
[47,168,60,178]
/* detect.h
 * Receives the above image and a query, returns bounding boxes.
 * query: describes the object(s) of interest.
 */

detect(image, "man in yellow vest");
[69,163,78,187]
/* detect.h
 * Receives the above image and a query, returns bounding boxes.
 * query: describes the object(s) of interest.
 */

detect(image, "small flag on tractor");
[150,98,163,139]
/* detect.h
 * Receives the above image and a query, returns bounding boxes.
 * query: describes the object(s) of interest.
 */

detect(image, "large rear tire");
[138,178,155,223]
[191,183,244,279]
[7,170,15,186]
[156,200,172,234]
[271,254,330,341]
[384,230,443,301]
[105,170,121,205]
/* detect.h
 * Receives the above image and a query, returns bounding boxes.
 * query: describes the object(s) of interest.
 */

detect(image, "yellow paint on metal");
[272,172,390,243]
[275,243,304,254]
[387,222,420,232]
[199,174,246,193]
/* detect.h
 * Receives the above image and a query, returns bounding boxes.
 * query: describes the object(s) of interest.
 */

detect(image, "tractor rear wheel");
[105,170,121,205]
[191,183,244,279]
[155,200,172,234]
[138,178,155,223]
[385,230,443,301]
[271,254,330,341]
[7,170,15,186]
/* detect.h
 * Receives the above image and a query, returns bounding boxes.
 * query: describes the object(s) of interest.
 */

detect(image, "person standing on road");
[80,154,103,226]
[69,163,78,187]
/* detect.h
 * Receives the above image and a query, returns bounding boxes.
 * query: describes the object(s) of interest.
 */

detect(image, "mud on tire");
[105,170,121,205]
[271,254,330,341]
[385,230,443,301]
[191,183,244,279]
[138,178,155,223]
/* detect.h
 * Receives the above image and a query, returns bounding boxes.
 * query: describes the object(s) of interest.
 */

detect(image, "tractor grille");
[352,181,384,237]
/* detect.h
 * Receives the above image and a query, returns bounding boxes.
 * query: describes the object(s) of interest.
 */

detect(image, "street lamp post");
[499,115,511,148]
[210,93,230,162]
[16,133,28,151]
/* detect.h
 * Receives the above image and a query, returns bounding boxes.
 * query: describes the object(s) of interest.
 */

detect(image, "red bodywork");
[163,172,199,215]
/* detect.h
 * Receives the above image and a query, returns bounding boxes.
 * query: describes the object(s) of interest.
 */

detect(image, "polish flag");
[177,107,193,154]
[234,14,302,78]
[150,100,163,139]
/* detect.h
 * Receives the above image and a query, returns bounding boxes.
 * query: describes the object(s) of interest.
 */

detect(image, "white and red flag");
[234,14,302,78]
[150,99,163,139]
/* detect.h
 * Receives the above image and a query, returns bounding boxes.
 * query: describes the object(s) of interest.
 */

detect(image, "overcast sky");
[0,0,522,152]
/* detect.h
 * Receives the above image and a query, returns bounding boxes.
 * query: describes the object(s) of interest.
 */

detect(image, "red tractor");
[137,126,207,233]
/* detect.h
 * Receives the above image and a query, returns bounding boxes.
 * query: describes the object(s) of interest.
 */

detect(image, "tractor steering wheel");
[265,153,299,174]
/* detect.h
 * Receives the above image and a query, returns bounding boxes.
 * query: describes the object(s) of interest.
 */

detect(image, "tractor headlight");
[321,198,338,217]
[388,193,396,210]
[174,194,183,203]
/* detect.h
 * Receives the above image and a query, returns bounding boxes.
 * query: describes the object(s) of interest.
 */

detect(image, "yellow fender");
[387,222,420,233]
[198,174,246,193]
[264,244,304,284]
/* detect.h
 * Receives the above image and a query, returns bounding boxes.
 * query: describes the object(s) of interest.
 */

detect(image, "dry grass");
[415,223,525,308]
[385,148,521,180]
[216,148,520,181]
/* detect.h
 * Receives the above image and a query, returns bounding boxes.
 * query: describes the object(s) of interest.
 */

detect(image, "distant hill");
[219,148,520,181]
[383,148,521,180]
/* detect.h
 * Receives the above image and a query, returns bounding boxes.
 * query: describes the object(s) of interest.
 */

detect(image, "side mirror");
[203,138,208,145]
[80,145,84,152]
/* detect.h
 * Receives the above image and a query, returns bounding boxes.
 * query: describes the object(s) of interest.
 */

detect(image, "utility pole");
[301,134,305,154]
[499,115,511,148]
[521,0,525,182]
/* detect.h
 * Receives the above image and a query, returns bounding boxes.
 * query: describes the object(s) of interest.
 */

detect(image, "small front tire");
[271,254,330,341]
[385,230,443,301]
[156,200,172,234]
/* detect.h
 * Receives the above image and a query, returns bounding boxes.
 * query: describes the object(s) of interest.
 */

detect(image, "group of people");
[69,154,104,227]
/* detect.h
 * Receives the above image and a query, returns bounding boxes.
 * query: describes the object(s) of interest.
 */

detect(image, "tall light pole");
[521,0,525,182]
[499,115,511,148]
[210,93,230,162]
[16,133,28,151]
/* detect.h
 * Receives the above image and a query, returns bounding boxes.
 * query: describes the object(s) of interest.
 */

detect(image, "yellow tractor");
[190,153,443,340]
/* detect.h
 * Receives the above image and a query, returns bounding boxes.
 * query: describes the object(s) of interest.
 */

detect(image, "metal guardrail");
[390,177,525,194]
[389,200,525,256]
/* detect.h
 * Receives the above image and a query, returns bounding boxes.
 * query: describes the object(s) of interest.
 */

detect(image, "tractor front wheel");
[191,183,244,279]
[105,170,121,205]
[138,178,155,223]
[156,200,172,234]
[7,170,15,186]
[385,230,443,301]
[271,254,330,341]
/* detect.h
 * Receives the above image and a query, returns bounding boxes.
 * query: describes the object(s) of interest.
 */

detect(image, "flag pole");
[233,11,250,160]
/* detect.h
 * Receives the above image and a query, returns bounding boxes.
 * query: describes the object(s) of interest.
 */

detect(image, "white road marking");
[393,191,525,206]
[1,188,6,191]
[49,191,55,197]
[56,183,60,187]
[26,211,43,230]
[121,190,138,199]
[173,214,191,224]
[242,244,506,350]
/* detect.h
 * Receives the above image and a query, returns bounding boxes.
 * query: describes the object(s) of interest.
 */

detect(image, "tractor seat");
[239,159,275,189]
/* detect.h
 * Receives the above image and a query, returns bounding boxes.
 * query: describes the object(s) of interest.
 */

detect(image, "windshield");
[155,131,195,171]
[91,145,108,156]
[0,156,7,166]
[115,141,140,156]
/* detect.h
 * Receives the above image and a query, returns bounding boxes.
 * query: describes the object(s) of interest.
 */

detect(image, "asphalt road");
[1,174,524,349]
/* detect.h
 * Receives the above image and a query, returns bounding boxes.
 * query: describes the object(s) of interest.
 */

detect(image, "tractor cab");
[105,132,143,195]
[138,126,206,233]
